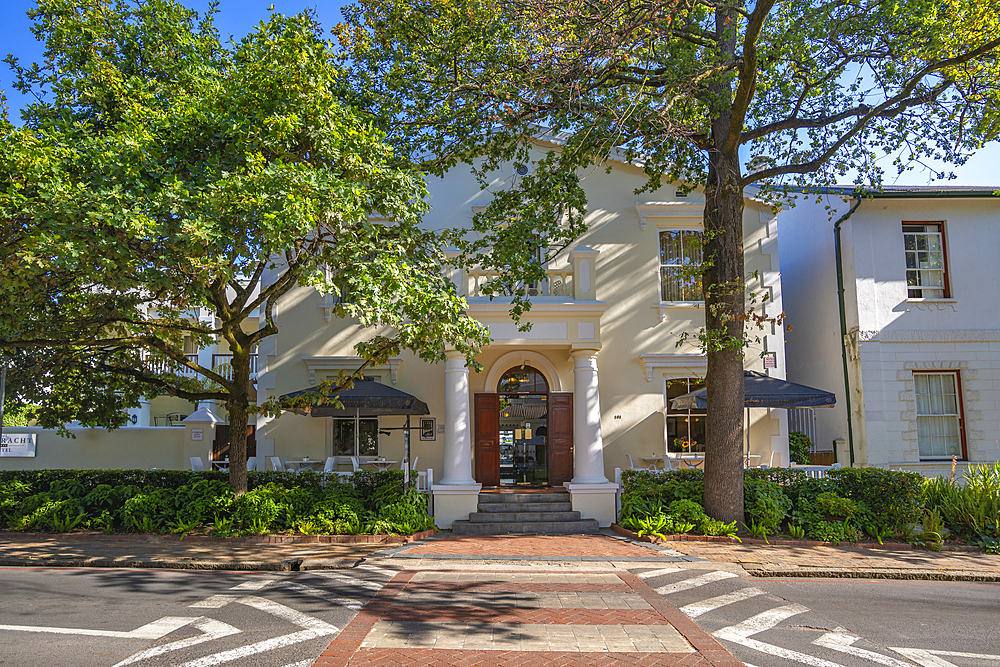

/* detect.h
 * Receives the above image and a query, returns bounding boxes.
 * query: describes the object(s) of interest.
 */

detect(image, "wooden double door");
[474,392,573,487]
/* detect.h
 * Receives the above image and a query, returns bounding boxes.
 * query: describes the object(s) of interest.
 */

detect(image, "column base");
[431,483,483,530]
[563,482,619,528]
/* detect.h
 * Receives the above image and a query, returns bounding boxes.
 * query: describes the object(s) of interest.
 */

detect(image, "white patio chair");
[401,456,418,471]
[270,456,293,472]
[323,456,337,473]
[626,454,656,471]
[190,457,204,472]
[246,456,257,472]
[349,456,360,472]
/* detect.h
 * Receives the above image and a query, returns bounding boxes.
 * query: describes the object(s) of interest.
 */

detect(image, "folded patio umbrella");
[669,370,836,411]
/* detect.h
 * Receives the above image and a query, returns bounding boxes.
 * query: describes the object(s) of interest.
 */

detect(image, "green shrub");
[925,463,1000,543]
[668,499,707,525]
[788,431,813,465]
[620,469,704,504]
[827,467,923,532]
[744,478,791,533]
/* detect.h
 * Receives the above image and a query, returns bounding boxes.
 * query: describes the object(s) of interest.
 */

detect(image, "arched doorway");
[475,364,573,487]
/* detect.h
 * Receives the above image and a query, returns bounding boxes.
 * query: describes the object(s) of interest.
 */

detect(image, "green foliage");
[827,467,924,533]
[787,524,806,539]
[924,464,1000,548]
[743,478,791,533]
[621,469,704,504]
[0,468,430,536]
[788,432,813,465]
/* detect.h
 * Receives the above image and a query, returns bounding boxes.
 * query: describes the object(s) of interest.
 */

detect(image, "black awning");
[280,378,430,417]
[669,370,836,410]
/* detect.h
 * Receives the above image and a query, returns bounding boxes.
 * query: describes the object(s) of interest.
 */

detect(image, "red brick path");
[395,534,670,558]
[312,570,743,667]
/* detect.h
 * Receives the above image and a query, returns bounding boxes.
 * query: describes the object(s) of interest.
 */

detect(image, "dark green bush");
[621,469,704,504]
[827,467,923,532]
[0,468,428,536]
[744,478,791,533]
[788,431,813,465]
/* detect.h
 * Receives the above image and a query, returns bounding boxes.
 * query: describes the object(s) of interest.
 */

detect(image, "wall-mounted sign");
[1,433,37,457]
[190,429,204,441]
[763,353,777,369]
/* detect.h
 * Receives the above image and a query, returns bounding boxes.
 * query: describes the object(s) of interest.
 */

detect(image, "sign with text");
[190,429,204,441]
[1,433,37,457]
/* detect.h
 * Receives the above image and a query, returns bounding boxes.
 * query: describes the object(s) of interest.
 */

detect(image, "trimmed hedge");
[0,468,426,537]
[620,466,927,545]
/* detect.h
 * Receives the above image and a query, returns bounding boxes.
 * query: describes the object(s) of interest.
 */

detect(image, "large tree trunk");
[701,147,746,525]
[226,349,251,496]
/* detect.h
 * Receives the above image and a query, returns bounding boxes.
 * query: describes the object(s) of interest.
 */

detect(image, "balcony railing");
[145,354,199,379]
[465,268,575,298]
[211,354,258,382]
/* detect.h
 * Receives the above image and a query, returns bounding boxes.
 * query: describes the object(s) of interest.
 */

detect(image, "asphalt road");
[755,578,1000,666]
[639,566,1000,667]
[0,565,396,667]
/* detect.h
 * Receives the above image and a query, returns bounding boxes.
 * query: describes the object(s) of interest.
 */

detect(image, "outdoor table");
[212,458,229,472]
[286,459,323,471]
[365,459,399,471]
[667,454,706,469]
[642,456,671,471]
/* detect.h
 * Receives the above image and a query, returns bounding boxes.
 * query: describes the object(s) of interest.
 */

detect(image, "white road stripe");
[892,647,1000,666]
[190,595,237,608]
[231,579,278,590]
[0,616,197,639]
[655,570,737,595]
[112,619,240,667]
[680,586,767,618]
[237,596,339,632]
[355,563,396,578]
[176,628,335,667]
[279,661,315,667]
[721,633,848,667]
[280,582,364,610]
[637,568,682,579]
[310,571,386,592]
[814,632,916,667]
[713,604,809,641]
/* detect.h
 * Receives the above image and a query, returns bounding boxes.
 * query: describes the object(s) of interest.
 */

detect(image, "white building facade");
[780,187,1000,476]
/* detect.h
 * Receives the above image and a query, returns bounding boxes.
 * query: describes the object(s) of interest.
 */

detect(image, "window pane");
[915,373,962,459]
[903,226,946,298]
[659,230,703,302]
[660,230,683,265]
[358,419,379,456]
[332,420,354,455]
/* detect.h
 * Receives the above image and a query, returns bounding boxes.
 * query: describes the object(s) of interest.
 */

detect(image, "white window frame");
[664,377,707,454]
[658,228,704,305]
[914,370,965,460]
[330,416,381,457]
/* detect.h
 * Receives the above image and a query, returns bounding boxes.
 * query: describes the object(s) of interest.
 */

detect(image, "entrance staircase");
[450,489,600,535]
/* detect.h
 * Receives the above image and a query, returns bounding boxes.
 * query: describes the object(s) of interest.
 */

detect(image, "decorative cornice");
[634,202,704,231]
[908,299,958,312]
[301,356,402,385]
[867,330,1000,343]
[652,302,703,322]
[640,353,708,382]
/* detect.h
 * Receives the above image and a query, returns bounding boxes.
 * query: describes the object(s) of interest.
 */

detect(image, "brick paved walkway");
[393,534,673,559]
[313,570,743,667]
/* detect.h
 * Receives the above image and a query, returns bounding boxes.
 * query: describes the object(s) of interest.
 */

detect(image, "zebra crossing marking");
[814,631,916,667]
[679,586,768,618]
[654,570,737,595]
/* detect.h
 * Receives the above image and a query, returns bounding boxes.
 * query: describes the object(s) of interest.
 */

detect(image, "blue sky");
[2,0,997,186]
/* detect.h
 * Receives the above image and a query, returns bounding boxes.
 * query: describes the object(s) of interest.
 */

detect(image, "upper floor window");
[903,222,948,298]
[659,230,703,302]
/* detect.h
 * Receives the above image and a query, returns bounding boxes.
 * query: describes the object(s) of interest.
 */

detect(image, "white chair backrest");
[323,456,337,473]
[269,456,284,472]
[662,455,675,472]
[416,470,428,492]
[190,457,204,472]
[626,454,638,470]
[350,456,360,471]
[280,456,289,468]
[403,456,418,471]
[246,456,257,472]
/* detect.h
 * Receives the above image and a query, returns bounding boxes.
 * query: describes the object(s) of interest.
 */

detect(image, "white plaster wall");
[781,193,1000,469]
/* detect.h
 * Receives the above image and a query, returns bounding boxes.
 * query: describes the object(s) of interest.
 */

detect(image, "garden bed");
[0,529,437,544]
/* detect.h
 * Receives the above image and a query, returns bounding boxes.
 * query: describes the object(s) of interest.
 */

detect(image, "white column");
[440,350,476,485]
[571,349,608,483]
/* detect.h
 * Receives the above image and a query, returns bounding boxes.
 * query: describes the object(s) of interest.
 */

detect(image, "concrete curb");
[0,555,363,571]
[744,565,1000,581]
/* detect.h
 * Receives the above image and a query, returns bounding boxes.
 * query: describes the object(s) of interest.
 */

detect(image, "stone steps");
[451,490,600,535]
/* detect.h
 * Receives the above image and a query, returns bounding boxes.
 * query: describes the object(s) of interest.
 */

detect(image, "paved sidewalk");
[665,539,1000,580]
[313,569,742,667]
[0,533,388,570]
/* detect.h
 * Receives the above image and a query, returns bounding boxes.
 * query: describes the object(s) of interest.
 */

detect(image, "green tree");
[344,0,1000,522]
[0,0,495,493]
